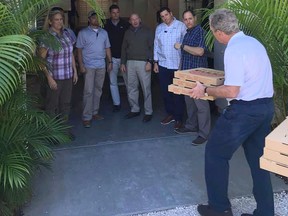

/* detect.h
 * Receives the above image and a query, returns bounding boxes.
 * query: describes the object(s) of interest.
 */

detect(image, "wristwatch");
[146,59,153,64]
[204,87,208,97]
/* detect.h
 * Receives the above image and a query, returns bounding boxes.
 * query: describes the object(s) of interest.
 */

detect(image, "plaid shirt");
[45,28,76,80]
[181,25,208,70]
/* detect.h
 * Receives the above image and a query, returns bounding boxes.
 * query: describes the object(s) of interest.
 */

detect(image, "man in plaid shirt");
[174,9,210,145]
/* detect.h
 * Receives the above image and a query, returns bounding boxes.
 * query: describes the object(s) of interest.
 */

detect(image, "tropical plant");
[0,0,106,214]
[201,0,288,125]
[0,1,63,214]
[0,88,71,216]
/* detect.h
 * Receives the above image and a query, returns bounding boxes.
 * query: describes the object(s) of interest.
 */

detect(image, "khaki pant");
[126,60,152,115]
[82,68,106,121]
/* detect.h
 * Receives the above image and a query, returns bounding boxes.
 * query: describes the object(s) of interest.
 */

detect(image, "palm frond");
[0,153,31,189]
[3,0,60,35]
[0,35,35,105]
[84,0,106,27]
[0,88,70,190]
[0,200,12,216]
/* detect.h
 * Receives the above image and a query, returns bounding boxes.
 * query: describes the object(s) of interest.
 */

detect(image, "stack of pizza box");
[168,67,225,100]
[260,117,288,177]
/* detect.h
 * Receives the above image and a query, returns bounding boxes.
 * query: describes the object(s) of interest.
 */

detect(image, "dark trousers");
[45,79,73,119]
[158,66,184,121]
[205,98,274,216]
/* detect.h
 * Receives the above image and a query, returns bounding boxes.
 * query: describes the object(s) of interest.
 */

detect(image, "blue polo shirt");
[76,26,110,68]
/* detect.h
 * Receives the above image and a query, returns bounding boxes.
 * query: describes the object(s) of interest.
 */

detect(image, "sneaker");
[113,105,121,112]
[192,136,207,146]
[125,112,140,119]
[93,114,104,120]
[161,115,175,125]
[197,204,233,216]
[174,127,196,134]
[83,120,91,128]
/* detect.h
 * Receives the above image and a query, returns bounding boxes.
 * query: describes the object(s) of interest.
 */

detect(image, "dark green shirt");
[121,24,154,64]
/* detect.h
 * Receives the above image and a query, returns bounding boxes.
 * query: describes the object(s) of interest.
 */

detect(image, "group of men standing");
[41,2,276,215]
[75,5,275,216]
[77,5,154,127]
[76,5,210,147]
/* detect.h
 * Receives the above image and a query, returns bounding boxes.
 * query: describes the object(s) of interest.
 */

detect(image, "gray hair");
[209,9,239,35]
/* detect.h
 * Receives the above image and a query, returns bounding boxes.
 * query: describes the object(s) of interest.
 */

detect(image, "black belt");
[230,97,273,105]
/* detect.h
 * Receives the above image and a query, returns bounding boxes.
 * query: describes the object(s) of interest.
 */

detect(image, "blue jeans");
[205,98,274,216]
[158,66,184,121]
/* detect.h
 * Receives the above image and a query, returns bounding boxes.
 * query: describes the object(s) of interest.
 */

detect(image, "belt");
[230,97,273,105]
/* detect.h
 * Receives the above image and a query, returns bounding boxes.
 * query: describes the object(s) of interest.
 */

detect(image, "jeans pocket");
[223,106,235,120]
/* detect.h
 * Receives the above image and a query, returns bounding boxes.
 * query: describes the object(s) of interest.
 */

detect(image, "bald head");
[129,13,141,28]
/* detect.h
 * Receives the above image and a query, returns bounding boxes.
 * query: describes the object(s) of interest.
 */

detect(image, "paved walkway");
[24,75,287,216]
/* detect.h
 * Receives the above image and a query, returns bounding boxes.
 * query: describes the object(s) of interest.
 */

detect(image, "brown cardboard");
[260,157,288,177]
[168,84,215,101]
[174,68,225,86]
[263,148,288,165]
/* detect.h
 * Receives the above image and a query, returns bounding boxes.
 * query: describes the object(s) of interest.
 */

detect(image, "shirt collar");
[186,24,198,32]
[49,27,64,36]
[130,24,142,32]
[228,31,244,45]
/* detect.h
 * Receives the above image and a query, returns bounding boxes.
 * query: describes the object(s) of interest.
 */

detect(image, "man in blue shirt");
[174,9,210,145]
[76,11,112,128]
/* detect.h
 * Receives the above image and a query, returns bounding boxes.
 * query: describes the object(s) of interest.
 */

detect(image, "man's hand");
[153,63,159,73]
[189,81,205,99]
[145,62,151,72]
[174,42,181,50]
[120,64,126,73]
[79,65,86,74]
[107,62,113,73]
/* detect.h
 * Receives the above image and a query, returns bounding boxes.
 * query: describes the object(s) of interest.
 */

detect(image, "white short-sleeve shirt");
[224,31,273,101]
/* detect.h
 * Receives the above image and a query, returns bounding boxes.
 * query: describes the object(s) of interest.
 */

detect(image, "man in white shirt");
[153,7,186,130]
[190,9,274,216]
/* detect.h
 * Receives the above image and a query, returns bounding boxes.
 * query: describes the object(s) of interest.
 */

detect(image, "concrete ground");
[24,74,287,216]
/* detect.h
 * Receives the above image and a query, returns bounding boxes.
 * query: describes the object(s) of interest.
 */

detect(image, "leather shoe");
[125,112,140,119]
[197,204,233,216]
[174,127,196,134]
[142,115,152,122]
[93,114,104,120]
[161,115,175,125]
[174,121,182,129]
[192,136,207,146]
[83,120,91,128]
[113,105,121,112]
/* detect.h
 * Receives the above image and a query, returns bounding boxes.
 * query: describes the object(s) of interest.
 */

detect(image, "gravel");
[136,191,288,216]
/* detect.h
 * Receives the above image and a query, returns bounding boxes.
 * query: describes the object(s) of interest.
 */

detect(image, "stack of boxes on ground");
[168,68,225,100]
[260,118,288,177]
